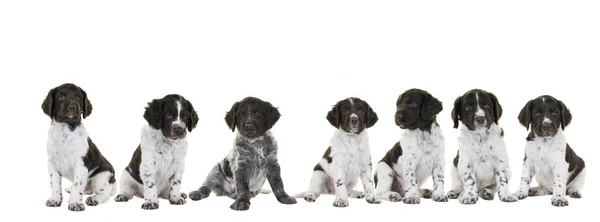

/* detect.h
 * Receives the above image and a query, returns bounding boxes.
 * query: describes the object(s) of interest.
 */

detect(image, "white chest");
[525,136,566,187]
[46,122,89,180]
[400,127,445,183]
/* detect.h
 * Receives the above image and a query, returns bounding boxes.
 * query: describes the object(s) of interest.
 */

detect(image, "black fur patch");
[125,145,143,184]
[379,142,403,167]
[222,158,234,178]
[453,150,460,168]
[313,164,324,172]
[323,146,333,163]
[565,143,585,184]
[83,137,116,184]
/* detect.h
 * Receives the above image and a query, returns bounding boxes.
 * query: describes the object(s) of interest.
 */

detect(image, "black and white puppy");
[188,97,296,211]
[296,97,381,207]
[114,94,198,210]
[447,89,518,204]
[42,83,116,211]
[374,89,447,204]
[514,95,585,207]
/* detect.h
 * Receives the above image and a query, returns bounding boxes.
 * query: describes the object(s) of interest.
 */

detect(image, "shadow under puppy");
[447,89,518,204]
[374,89,447,204]
[295,97,381,207]
[188,97,296,211]
[514,95,585,207]
[114,94,198,210]
[42,83,116,211]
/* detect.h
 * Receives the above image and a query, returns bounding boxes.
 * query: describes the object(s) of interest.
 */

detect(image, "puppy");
[188,97,296,211]
[296,97,381,207]
[374,89,447,204]
[42,83,116,211]
[446,89,518,204]
[514,95,585,207]
[114,94,199,210]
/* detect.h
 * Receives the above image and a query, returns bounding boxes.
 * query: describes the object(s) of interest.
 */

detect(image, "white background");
[1,1,598,221]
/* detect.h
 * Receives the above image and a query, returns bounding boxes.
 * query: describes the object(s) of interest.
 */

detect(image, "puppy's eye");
[181,116,188,120]
[342,110,349,114]
[534,112,541,117]
[465,106,471,111]
[59,96,65,101]
[484,104,491,109]
[76,96,80,100]
[358,109,364,114]
[552,112,559,116]
[255,111,261,116]
[166,113,173,119]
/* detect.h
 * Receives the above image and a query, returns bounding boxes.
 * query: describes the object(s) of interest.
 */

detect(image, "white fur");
[375,124,446,203]
[448,122,517,204]
[46,121,116,209]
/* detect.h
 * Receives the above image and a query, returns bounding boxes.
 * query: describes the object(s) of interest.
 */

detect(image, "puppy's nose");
[68,105,76,111]
[396,112,403,119]
[244,123,255,130]
[542,123,552,131]
[351,117,359,125]
[174,126,185,134]
[475,116,485,124]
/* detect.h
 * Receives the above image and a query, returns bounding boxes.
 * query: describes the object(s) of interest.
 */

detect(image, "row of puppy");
[42,83,586,212]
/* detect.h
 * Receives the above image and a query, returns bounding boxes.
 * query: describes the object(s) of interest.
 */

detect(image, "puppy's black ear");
[490,93,503,124]
[264,102,281,130]
[143,98,164,130]
[451,97,461,128]
[365,103,378,128]
[42,87,56,118]
[557,99,572,130]
[326,104,340,128]
[186,100,199,132]
[79,87,93,119]
[225,102,239,132]
[421,94,443,121]
[518,100,532,130]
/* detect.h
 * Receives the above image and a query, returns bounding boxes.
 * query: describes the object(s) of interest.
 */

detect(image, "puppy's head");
[518,95,572,137]
[452,89,502,130]
[395,88,443,130]
[327,97,378,134]
[42,83,92,127]
[225,97,280,138]
[143,94,199,140]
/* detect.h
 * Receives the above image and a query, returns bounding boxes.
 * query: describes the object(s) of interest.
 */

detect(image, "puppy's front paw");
[567,190,582,199]
[332,197,349,208]
[500,193,518,203]
[388,192,402,202]
[85,197,99,206]
[432,194,448,202]
[446,190,460,199]
[189,187,210,201]
[551,196,569,207]
[303,193,318,202]
[141,201,159,210]
[403,195,420,204]
[68,202,85,212]
[366,196,381,204]
[458,193,478,205]
[46,197,62,207]
[114,194,130,202]
[515,190,528,200]
[479,188,494,201]
[230,199,251,211]
[420,189,432,199]
[180,192,188,199]
[169,197,186,205]
[277,195,297,205]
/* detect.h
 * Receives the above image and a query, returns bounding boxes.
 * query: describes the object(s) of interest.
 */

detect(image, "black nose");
[396,113,403,119]
[542,123,552,131]
[174,126,185,134]
[475,116,485,124]
[244,123,255,131]
[68,105,76,111]
[351,117,359,125]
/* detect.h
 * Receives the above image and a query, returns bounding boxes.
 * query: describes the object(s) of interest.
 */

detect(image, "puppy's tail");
[292,192,306,198]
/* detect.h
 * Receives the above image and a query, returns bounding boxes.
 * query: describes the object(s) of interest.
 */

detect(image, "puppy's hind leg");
[567,167,585,199]
[374,163,402,202]
[447,166,463,199]
[86,171,116,206]
[189,164,225,201]
[303,169,328,202]
[114,170,141,202]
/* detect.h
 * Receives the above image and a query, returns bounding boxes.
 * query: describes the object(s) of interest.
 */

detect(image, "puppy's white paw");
[85,196,99,206]
[332,197,349,208]
[432,190,448,202]
[458,192,478,205]
[46,196,62,207]
[303,193,318,202]
[366,195,381,204]
[551,196,569,207]
[499,193,518,203]
[141,200,159,210]
[403,194,420,204]
[169,197,186,205]
[447,190,460,199]
[68,202,85,211]
[515,189,528,200]
[388,192,402,202]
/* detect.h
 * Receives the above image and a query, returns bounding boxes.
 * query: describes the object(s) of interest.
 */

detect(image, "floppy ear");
[224,102,239,132]
[79,87,93,119]
[326,104,340,128]
[143,99,164,130]
[489,93,503,124]
[518,100,532,130]
[451,97,461,128]
[186,100,199,132]
[365,103,378,128]
[42,87,56,118]
[557,99,572,130]
[264,102,281,129]
[421,94,443,121]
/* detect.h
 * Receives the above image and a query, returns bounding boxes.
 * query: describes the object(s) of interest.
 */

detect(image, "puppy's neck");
[51,120,84,132]
[403,122,441,139]
[143,125,187,144]
[417,119,437,132]
[528,129,565,144]
[235,130,270,144]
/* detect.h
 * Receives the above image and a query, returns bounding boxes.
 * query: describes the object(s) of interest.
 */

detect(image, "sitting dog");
[188,97,296,211]
[514,95,585,207]
[114,94,198,210]
[446,89,518,204]
[374,89,447,204]
[295,97,381,207]
[42,83,116,211]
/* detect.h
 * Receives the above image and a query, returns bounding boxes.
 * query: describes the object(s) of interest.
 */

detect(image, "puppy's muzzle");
[475,116,485,125]
[350,116,359,126]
